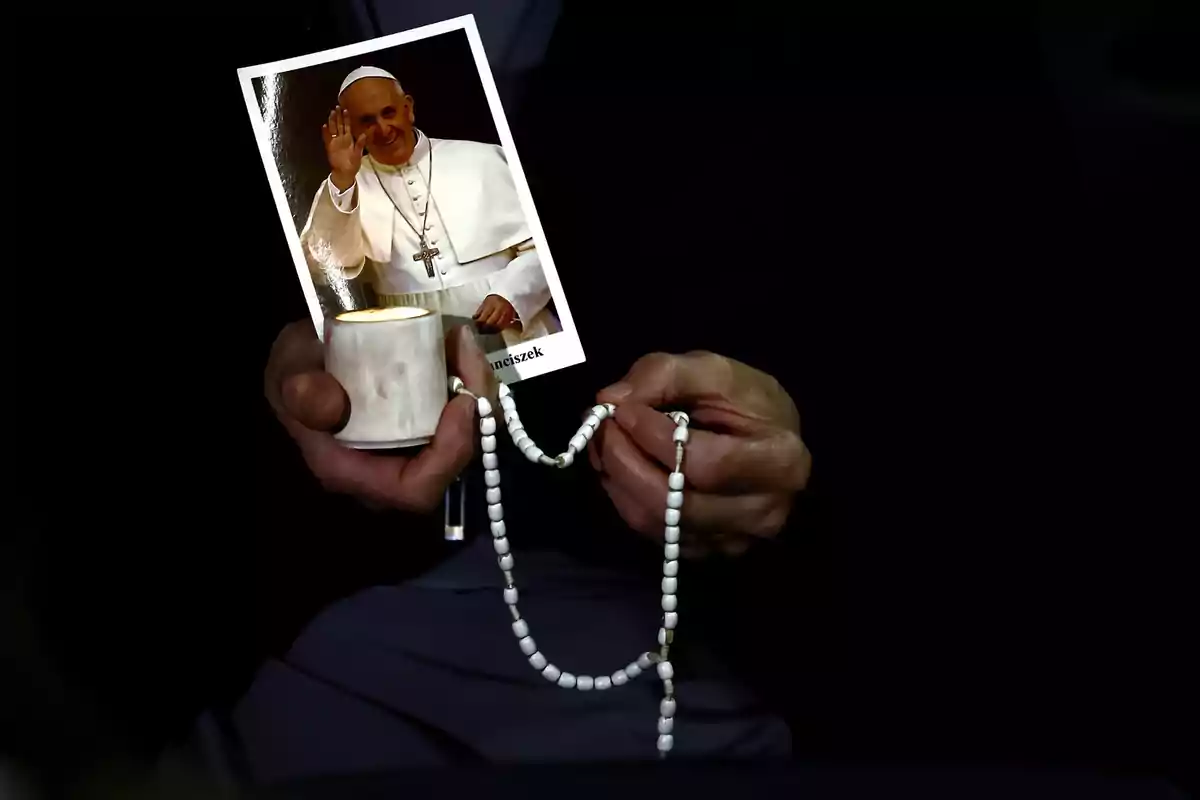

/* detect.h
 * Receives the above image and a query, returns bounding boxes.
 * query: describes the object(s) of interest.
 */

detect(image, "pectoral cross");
[413,241,440,278]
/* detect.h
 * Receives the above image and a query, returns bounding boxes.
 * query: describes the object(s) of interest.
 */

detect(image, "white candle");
[324,306,447,449]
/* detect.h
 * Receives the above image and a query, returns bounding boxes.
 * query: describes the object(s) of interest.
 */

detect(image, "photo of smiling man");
[302,65,559,352]
[242,22,574,363]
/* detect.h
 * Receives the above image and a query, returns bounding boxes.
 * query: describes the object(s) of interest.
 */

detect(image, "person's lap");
[231,538,789,784]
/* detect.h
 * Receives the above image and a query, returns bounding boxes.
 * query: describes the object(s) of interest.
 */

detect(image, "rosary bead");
[662,595,677,612]
[663,560,678,577]
[625,661,643,679]
[658,716,674,735]
[602,403,616,416]
[557,672,577,689]
[503,570,515,585]
[658,627,668,646]
[672,426,689,444]
[487,503,504,522]
[479,416,497,435]
[664,526,680,544]
[498,383,512,399]
[494,538,511,556]
[664,543,680,560]
[484,469,501,488]
[486,487,501,505]
[663,678,675,695]
[663,611,678,629]
[662,577,677,595]
[611,669,630,686]
[666,491,684,509]
[507,416,522,433]
[528,651,547,670]
[525,446,545,463]
[576,675,594,691]
[583,413,600,430]
[591,404,609,421]
[657,661,674,680]
[449,376,465,394]
[509,605,521,621]
[660,698,676,717]
[481,435,497,453]
[664,508,681,526]
[498,553,514,570]
[519,636,538,656]
[503,586,518,604]
[569,433,587,453]
[638,652,654,670]
[668,471,685,491]
[579,424,595,442]
[477,397,493,417]
[490,520,506,538]
[512,619,529,638]
[483,453,498,469]
[657,734,674,753]
[594,675,612,691]
[556,451,574,468]
[542,664,561,682]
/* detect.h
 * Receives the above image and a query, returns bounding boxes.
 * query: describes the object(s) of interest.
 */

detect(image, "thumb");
[446,324,495,402]
[597,351,731,408]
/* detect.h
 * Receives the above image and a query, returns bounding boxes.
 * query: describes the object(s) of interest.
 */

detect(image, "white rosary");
[449,376,690,758]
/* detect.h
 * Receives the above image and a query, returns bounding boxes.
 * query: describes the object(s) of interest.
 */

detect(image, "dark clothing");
[230,536,788,781]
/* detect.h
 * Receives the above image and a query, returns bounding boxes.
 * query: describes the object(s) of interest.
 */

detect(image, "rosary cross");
[413,241,440,278]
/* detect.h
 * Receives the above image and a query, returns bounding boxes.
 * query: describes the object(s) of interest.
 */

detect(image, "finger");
[355,131,369,151]
[341,107,351,138]
[445,324,496,405]
[596,419,788,538]
[482,307,504,329]
[597,352,794,430]
[387,393,476,511]
[327,109,338,138]
[607,403,811,494]
[321,123,332,147]
[287,373,474,513]
[280,371,349,432]
[264,320,324,418]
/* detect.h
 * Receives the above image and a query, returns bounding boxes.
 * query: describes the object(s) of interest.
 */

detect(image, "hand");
[264,320,495,513]
[321,106,369,191]
[473,294,519,334]
[591,352,812,557]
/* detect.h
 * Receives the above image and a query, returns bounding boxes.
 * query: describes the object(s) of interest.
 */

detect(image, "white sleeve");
[486,239,551,328]
[299,178,367,280]
[328,176,357,213]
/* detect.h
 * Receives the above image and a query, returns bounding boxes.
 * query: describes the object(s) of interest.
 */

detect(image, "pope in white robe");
[301,66,559,351]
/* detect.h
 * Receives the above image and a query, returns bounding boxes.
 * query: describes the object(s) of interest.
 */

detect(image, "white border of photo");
[236,14,584,384]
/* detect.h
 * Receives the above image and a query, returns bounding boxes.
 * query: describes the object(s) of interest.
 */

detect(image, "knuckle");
[400,487,441,514]
[629,351,675,377]
[752,501,791,538]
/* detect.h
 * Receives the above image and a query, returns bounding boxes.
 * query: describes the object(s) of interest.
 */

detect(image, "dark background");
[8,1,1194,796]
[252,28,501,231]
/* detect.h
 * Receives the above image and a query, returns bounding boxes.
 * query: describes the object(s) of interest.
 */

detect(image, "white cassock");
[301,129,559,349]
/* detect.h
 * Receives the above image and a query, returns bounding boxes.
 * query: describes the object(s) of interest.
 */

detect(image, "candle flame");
[336,307,431,322]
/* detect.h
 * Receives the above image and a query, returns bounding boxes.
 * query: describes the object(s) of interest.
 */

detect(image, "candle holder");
[324,306,447,449]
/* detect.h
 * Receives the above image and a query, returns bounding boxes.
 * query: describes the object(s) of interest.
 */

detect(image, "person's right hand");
[265,321,495,513]
[321,106,369,192]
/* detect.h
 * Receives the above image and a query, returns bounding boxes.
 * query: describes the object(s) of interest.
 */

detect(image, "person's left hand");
[473,294,519,334]
[590,352,812,557]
